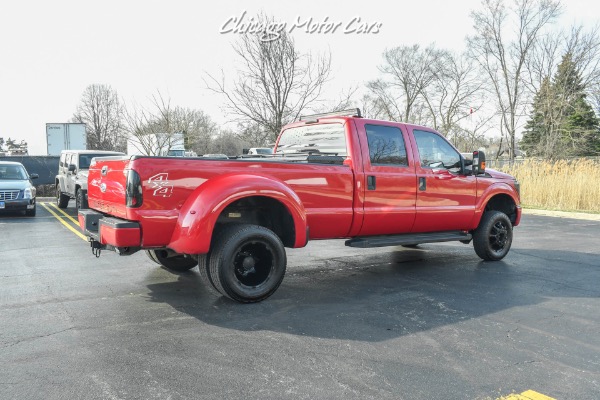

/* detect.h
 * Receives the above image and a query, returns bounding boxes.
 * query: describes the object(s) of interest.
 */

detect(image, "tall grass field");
[500,159,600,213]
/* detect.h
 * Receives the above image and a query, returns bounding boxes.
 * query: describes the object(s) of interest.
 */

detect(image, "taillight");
[126,170,143,208]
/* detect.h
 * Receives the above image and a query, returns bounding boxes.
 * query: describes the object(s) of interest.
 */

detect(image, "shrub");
[500,158,600,213]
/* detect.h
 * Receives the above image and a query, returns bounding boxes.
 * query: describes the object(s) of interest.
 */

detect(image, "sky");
[0,0,598,155]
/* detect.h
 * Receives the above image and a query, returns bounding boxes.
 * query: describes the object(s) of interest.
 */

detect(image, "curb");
[522,208,600,221]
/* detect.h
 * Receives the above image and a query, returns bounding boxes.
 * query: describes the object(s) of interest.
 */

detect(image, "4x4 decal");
[148,173,173,197]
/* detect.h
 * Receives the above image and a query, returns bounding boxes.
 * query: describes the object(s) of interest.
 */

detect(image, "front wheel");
[56,184,69,209]
[147,249,198,272]
[208,224,286,303]
[473,211,513,261]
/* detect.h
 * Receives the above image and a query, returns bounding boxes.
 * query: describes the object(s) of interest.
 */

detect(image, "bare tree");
[206,14,331,143]
[362,82,404,121]
[366,45,445,124]
[422,52,485,141]
[454,111,497,151]
[208,129,249,156]
[73,84,126,152]
[467,0,562,161]
[125,92,218,155]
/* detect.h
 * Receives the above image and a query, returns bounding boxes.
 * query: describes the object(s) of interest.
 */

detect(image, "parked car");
[0,161,38,216]
[55,150,125,211]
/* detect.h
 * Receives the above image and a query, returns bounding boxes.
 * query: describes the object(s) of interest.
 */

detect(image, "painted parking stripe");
[46,202,80,227]
[40,203,87,242]
[501,390,556,400]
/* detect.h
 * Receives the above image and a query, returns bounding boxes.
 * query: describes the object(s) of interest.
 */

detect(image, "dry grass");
[500,158,600,213]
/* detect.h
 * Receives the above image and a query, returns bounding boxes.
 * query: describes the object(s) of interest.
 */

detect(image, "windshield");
[0,164,28,180]
[276,123,347,156]
[79,154,115,169]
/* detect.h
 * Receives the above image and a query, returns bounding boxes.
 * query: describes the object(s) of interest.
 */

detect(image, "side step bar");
[345,231,472,248]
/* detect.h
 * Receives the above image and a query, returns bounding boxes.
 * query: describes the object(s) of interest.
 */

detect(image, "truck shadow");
[145,245,600,342]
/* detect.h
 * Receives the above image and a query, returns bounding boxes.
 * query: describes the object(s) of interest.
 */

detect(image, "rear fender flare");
[168,174,307,254]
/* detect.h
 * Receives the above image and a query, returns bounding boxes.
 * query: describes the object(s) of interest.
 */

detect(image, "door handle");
[367,175,376,190]
[419,177,426,191]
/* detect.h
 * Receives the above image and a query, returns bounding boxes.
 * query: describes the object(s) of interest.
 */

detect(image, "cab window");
[365,124,408,166]
[413,130,461,171]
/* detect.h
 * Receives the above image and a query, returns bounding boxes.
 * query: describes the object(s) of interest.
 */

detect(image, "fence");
[0,155,59,186]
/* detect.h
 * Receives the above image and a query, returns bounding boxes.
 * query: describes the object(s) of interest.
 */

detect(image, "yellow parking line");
[501,390,556,400]
[40,203,87,242]
[46,201,80,226]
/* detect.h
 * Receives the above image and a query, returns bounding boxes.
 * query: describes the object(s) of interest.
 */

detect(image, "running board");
[345,231,472,248]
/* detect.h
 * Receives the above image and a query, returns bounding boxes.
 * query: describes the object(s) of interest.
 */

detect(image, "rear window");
[79,154,117,169]
[276,123,347,156]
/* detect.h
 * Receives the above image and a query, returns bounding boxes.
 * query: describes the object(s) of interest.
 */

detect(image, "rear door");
[355,120,417,236]
[408,128,476,232]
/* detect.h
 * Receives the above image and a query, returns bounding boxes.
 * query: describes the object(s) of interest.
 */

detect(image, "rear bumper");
[79,209,141,250]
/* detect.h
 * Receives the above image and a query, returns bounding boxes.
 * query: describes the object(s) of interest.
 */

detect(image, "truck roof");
[292,108,441,133]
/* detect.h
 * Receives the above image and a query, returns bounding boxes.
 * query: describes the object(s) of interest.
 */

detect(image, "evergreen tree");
[553,53,599,156]
[521,77,553,157]
[521,52,600,157]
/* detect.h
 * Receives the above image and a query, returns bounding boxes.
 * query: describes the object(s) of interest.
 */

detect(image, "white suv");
[55,150,125,210]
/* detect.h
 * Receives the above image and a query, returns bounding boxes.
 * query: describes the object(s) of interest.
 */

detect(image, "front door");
[409,129,477,232]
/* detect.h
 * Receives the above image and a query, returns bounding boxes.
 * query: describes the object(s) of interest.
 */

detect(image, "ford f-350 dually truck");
[78,109,521,303]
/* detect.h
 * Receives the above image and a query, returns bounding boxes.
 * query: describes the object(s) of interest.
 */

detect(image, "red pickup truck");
[79,109,521,303]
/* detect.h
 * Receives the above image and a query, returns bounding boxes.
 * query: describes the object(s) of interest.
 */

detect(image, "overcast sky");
[0,0,598,155]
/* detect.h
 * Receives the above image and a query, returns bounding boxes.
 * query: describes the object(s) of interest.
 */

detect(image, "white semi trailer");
[46,123,87,155]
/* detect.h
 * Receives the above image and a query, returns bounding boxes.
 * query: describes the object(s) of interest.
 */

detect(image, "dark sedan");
[0,161,38,216]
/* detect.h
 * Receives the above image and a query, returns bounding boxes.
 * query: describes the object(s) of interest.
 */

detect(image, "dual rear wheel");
[147,224,286,303]
[198,224,286,303]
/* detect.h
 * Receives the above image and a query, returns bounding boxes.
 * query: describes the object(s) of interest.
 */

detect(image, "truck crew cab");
[78,109,521,303]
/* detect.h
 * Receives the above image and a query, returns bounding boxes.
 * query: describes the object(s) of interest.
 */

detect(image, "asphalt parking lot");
[1,201,599,400]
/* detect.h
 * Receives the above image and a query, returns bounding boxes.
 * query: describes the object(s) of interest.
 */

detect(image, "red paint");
[99,225,140,247]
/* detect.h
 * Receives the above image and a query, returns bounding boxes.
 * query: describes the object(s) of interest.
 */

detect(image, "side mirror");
[68,164,76,173]
[472,150,486,175]
[30,173,39,180]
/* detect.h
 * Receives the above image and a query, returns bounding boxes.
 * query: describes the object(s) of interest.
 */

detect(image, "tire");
[56,184,69,209]
[145,250,160,264]
[473,211,513,261]
[25,205,36,217]
[148,249,198,272]
[76,188,88,211]
[197,254,221,296]
[208,224,286,303]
